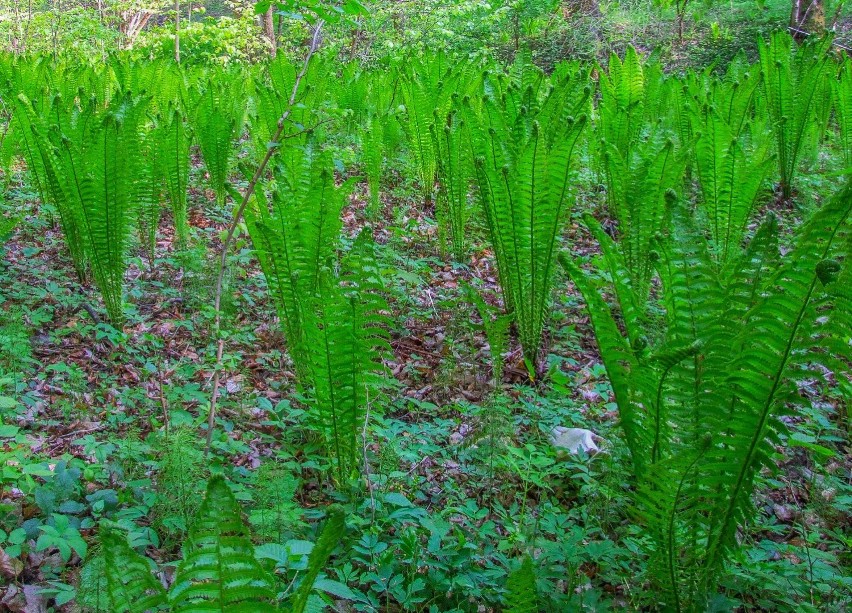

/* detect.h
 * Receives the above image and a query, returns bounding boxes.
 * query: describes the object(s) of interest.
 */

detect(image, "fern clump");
[15,89,148,325]
[431,103,472,261]
[156,107,192,249]
[247,150,390,483]
[692,93,773,264]
[189,72,245,204]
[464,52,590,375]
[562,181,852,609]
[759,32,832,200]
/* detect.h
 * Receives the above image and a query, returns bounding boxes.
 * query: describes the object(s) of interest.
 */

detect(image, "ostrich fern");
[96,477,348,612]
[464,55,589,375]
[833,59,852,169]
[431,104,471,261]
[14,93,89,280]
[247,152,389,483]
[759,32,832,200]
[692,101,773,264]
[600,132,688,304]
[189,74,245,204]
[561,182,851,610]
[302,232,390,483]
[16,90,147,325]
[246,150,349,376]
[597,45,648,164]
[158,107,191,248]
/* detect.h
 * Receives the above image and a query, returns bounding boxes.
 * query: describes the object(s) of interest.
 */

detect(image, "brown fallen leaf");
[0,545,23,579]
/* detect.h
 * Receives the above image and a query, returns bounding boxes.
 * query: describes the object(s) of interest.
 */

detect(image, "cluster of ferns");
[1,30,850,611]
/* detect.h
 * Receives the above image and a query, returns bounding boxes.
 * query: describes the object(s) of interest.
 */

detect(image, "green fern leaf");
[504,555,538,613]
[288,505,346,613]
[169,476,276,612]
[99,524,168,613]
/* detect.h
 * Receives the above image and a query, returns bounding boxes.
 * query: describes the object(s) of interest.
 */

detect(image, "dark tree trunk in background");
[562,0,600,19]
[263,6,277,57]
[791,0,825,35]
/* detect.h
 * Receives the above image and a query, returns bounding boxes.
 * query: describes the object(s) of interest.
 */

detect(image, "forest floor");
[1,143,850,610]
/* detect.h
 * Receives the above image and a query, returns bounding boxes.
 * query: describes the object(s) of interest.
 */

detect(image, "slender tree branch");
[205,20,324,455]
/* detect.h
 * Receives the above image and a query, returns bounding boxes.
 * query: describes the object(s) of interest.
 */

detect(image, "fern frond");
[189,75,244,204]
[169,476,276,612]
[465,66,590,373]
[99,524,168,613]
[759,32,833,199]
[699,181,852,590]
[288,505,346,613]
[693,107,773,263]
[504,555,538,613]
[159,107,191,248]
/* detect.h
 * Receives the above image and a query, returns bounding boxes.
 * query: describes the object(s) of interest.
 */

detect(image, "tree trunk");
[263,6,276,57]
[790,0,825,35]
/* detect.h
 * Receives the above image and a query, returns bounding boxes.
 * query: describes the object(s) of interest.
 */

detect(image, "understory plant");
[832,58,852,169]
[599,132,688,305]
[432,103,472,261]
[189,72,245,204]
[759,32,832,200]
[246,150,390,483]
[157,106,192,249]
[597,45,688,304]
[561,182,851,610]
[92,476,346,613]
[398,54,458,207]
[15,90,148,325]
[464,54,589,375]
[692,95,773,264]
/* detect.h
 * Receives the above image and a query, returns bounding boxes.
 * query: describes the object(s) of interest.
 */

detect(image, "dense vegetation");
[0,1,850,612]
